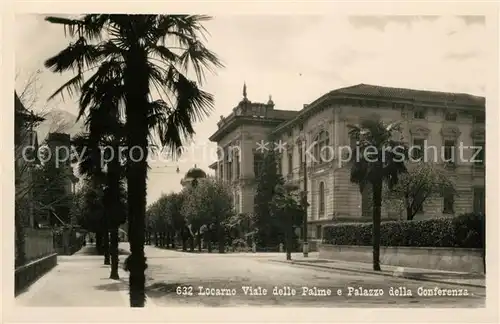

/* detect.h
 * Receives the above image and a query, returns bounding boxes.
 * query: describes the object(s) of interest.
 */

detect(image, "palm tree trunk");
[103,230,110,265]
[124,48,150,308]
[372,180,382,271]
[109,227,119,279]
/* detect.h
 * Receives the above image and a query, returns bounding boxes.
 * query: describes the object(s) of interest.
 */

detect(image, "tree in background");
[348,119,408,271]
[270,183,305,260]
[383,162,456,220]
[253,148,284,249]
[223,212,256,251]
[147,192,189,250]
[182,178,234,253]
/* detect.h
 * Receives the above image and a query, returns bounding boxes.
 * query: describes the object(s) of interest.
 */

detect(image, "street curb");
[268,259,486,289]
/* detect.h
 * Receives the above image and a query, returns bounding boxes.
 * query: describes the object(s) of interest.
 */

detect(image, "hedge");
[323,213,485,248]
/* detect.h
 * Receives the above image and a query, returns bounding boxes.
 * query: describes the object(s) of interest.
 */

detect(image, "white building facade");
[209,84,485,239]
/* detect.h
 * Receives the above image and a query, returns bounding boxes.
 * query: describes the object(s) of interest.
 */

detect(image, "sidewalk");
[269,255,486,288]
[16,244,156,307]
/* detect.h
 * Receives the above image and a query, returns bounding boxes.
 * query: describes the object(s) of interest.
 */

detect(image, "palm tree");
[72,87,127,277]
[348,119,407,271]
[44,14,222,307]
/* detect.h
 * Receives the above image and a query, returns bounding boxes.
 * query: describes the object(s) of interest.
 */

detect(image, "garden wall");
[321,213,485,273]
[15,229,58,295]
[318,244,483,273]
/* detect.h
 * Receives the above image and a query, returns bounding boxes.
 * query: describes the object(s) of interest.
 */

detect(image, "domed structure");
[181,165,207,187]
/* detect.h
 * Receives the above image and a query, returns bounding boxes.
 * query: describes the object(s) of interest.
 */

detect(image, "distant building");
[209,83,485,239]
[181,166,208,188]
[15,92,45,228]
[46,132,79,195]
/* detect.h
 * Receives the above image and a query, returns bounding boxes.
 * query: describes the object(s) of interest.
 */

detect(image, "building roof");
[323,83,485,107]
[272,83,485,135]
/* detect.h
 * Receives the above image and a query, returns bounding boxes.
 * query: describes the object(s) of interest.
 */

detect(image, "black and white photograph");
[7,3,497,322]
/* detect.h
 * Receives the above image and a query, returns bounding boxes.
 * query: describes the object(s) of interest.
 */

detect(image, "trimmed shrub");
[323,213,485,249]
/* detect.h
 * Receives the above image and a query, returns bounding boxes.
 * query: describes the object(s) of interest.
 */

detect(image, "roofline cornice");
[272,93,485,135]
[209,116,290,142]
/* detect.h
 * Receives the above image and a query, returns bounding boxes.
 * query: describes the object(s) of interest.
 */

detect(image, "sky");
[14,14,487,205]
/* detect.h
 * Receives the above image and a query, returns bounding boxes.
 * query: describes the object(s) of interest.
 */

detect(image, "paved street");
[142,245,486,307]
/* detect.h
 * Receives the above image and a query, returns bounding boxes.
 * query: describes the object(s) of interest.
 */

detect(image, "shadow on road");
[76,246,130,256]
[94,278,128,292]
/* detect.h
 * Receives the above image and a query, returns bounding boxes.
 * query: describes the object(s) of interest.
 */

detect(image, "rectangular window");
[412,138,425,159]
[445,112,457,121]
[443,190,454,214]
[413,110,426,119]
[299,124,304,131]
[276,156,282,175]
[234,151,240,179]
[298,144,303,166]
[287,152,293,174]
[227,160,232,181]
[474,114,485,123]
[473,141,485,166]
[316,225,322,239]
[253,153,264,177]
[444,140,455,163]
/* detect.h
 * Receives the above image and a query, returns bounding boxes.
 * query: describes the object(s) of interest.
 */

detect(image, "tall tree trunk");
[207,230,213,253]
[217,222,224,254]
[190,234,194,252]
[171,230,176,249]
[103,230,110,265]
[372,180,382,271]
[197,229,202,252]
[181,229,187,251]
[96,231,103,255]
[406,206,413,221]
[285,214,292,260]
[109,227,119,279]
[124,49,149,308]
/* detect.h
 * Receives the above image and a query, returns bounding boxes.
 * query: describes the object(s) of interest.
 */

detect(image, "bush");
[323,213,485,249]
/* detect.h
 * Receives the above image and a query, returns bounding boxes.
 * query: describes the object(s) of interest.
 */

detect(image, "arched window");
[314,131,330,164]
[319,182,325,217]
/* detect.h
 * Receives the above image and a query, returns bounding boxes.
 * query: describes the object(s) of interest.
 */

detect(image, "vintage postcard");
[3,1,498,323]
